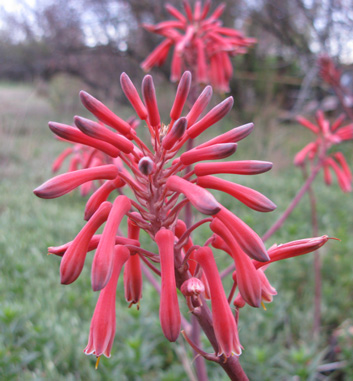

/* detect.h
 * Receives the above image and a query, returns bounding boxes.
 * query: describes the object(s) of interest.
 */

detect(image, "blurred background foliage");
[0,0,353,380]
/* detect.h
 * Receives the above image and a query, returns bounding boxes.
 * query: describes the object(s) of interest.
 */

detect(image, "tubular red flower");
[334,152,352,182]
[194,160,273,177]
[197,175,276,212]
[84,177,125,221]
[124,216,142,308]
[162,117,187,150]
[194,246,241,357]
[120,72,148,120]
[215,206,269,262]
[84,245,130,358]
[48,122,120,158]
[166,175,221,215]
[165,3,187,23]
[91,195,131,291]
[74,116,134,154]
[155,228,181,342]
[180,143,237,166]
[326,157,352,192]
[195,39,208,84]
[171,50,183,82]
[258,269,277,303]
[294,142,317,166]
[210,218,262,307]
[253,236,330,269]
[60,202,112,285]
[170,71,191,121]
[186,85,213,127]
[195,123,254,149]
[141,39,174,72]
[296,116,320,134]
[142,75,160,129]
[33,165,119,199]
[335,124,353,141]
[186,97,234,139]
[49,235,140,257]
[80,91,133,138]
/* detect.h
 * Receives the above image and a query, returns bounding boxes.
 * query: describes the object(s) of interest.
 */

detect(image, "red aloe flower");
[194,246,242,357]
[84,245,130,360]
[155,228,181,342]
[318,55,342,88]
[34,71,331,366]
[141,0,255,92]
[124,215,143,309]
[295,110,353,192]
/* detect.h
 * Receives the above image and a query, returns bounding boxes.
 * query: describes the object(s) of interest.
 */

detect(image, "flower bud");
[194,160,273,177]
[180,143,237,166]
[74,116,134,154]
[60,202,112,285]
[186,85,212,127]
[138,156,155,175]
[48,122,120,158]
[33,165,119,199]
[120,72,148,120]
[170,71,191,121]
[197,175,276,212]
[187,96,234,139]
[91,196,131,291]
[180,277,205,296]
[162,117,187,150]
[80,91,133,137]
[195,123,254,149]
[155,228,181,342]
[166,175,220,215]
[142,75,160,128]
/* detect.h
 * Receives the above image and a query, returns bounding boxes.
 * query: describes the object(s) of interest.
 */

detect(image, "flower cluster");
[35,71,330,362]
[294,110,353,192]
[141,0,255,92]
[318,55,353,121]
[318,55,342,88]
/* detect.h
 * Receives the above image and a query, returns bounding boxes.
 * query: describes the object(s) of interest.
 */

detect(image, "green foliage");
[1,82,352,380]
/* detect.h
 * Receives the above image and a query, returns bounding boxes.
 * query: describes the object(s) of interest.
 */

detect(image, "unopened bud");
[162,117,187,150]
[180,277,205,296]
[138,156,155,175]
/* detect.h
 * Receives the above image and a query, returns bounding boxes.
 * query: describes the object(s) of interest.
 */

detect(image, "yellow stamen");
[261,301,267,311]
[95,356,101,369]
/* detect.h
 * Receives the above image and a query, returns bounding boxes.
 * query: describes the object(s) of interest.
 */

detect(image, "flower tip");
[328,236,340,242]
[33,185,47,199]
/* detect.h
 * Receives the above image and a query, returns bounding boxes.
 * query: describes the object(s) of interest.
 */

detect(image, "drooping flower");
[294,110,353,192]
[214,234,330,309]
[84,245,130,360]
[34,71,330,363]
[193,246,242,357]
[155,228,181,342]
[141,1,256,92]
[124,214,143,309]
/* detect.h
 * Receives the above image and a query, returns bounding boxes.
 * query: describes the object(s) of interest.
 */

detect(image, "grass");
[0,80,352,380]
